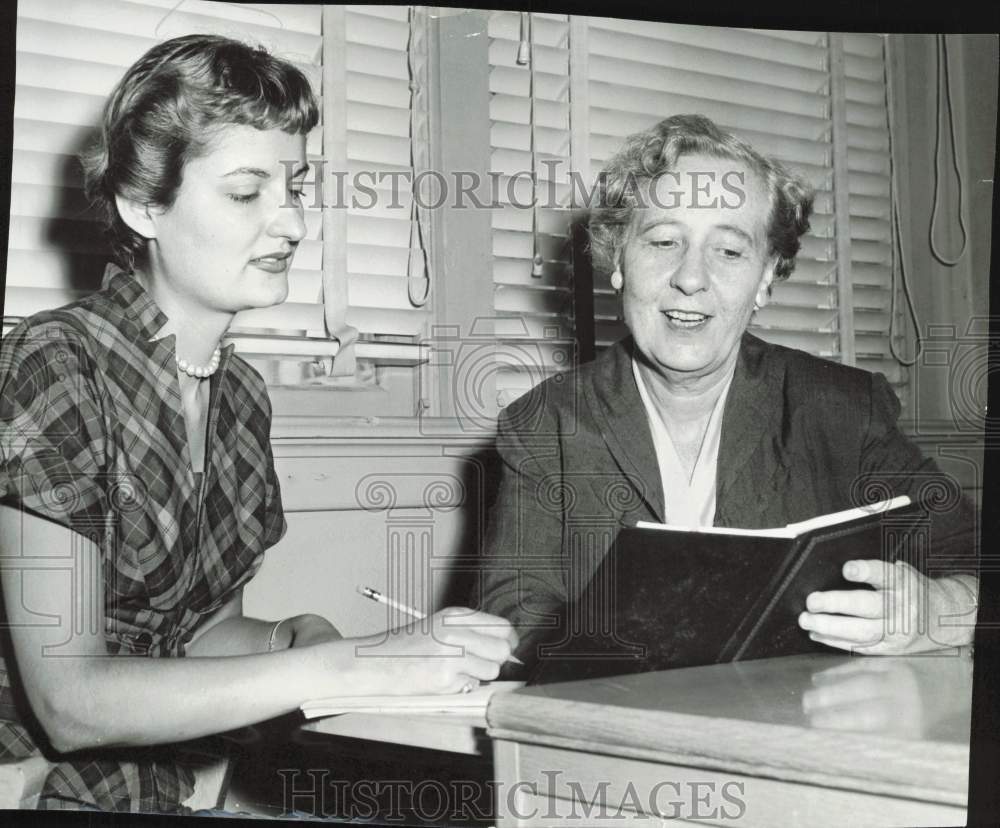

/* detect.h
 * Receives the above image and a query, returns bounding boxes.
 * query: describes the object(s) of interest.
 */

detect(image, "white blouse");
[632,359,733,528]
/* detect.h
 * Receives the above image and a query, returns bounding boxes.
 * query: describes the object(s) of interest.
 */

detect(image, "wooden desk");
[488,653,972,827]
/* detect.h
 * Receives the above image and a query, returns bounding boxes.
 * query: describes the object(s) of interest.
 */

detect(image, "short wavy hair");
[81,34,319,272]
[588,114,813,281]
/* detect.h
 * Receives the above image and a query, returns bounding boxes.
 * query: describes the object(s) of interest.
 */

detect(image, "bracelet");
[957,575,978,655]
[266,618,287,652]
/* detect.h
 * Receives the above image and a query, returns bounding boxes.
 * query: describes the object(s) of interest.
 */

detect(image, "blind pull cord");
[520,13,544,278]
[929,34,968,267]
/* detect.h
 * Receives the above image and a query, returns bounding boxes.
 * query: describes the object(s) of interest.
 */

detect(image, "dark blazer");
[477,333,976,659]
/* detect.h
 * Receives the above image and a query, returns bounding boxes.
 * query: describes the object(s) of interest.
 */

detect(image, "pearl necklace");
[176,346,221,379]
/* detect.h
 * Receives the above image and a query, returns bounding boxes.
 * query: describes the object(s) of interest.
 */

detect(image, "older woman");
[478,114,977,668]
[0,35,514,813]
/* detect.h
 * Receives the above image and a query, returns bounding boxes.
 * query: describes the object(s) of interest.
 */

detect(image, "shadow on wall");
[42,126,109,296]
[429,444,502,612]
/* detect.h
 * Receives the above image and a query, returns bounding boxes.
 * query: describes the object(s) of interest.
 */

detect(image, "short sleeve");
[262,432,286,549]
[0,325,111,543]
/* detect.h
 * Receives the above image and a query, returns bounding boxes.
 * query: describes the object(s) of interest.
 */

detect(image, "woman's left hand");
[798,560,977,655]
[284,614,343,649]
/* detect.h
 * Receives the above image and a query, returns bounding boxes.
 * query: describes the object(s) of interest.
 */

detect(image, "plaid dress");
[0,265,287,811]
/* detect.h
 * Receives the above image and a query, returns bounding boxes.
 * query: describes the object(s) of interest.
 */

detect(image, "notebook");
[300,681,524,718]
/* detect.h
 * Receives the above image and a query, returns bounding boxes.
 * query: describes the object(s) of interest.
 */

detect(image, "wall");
[890,34,997,509]
[243,418,498,634]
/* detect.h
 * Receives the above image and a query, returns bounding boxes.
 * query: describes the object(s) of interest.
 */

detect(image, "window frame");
[4,5,909,429]
[283,14,910,426]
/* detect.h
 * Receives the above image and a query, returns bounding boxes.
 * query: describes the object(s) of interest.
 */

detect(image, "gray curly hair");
[588,114,814,281]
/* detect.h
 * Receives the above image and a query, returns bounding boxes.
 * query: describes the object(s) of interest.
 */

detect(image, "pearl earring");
[610,268,623,291]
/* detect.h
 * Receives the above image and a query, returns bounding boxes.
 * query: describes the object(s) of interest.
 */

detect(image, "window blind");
[585,19,842,360]
[485,16,905,402]
[338,5,430,348]
[488,11,576,408]
[843,32,902,386]
[6,1,429,378]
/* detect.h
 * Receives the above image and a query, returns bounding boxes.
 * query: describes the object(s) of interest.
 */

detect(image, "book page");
[300,681,525,719]
[635,496,911,537]
[783,495,911,535]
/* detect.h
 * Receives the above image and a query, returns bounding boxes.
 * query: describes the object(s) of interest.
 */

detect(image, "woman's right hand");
[333,607,519,696]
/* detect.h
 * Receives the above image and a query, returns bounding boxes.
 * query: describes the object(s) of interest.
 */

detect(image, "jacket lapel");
[583,338,665,522]
[715,333,788,528]
[582,333,788,528]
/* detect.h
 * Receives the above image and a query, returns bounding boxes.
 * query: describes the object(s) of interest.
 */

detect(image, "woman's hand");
[338,607,519,696]
[798,560,978,655]
[283,614,342,648]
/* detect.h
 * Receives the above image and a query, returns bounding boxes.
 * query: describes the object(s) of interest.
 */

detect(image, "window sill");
[271,413,496,447]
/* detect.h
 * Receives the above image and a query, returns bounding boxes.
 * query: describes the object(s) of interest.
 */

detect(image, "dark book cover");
[529,500,928,685]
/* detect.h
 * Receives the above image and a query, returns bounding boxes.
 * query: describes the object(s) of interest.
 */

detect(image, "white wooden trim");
[271,414,496,445]
[830,33,857,366]
[320,6,355,373]
[569,17,590,190]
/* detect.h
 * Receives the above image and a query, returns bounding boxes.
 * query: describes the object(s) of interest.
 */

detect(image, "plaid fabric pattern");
[0,265,286,810]
[37,753,194,812]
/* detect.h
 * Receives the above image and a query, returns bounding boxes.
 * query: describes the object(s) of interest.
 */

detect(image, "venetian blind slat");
[489,11,575,408]
[588,17,827,70]
[843,33,905,393]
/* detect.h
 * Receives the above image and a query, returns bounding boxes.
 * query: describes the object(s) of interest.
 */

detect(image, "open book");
[300,681,524,719]
[636,495,913,537]
[530,496,923,685]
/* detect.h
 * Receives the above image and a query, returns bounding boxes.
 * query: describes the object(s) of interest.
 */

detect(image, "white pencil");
[357,585,523,665]
[357,585,426,620]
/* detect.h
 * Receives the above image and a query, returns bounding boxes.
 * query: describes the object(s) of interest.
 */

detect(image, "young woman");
[0,34,515,813]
